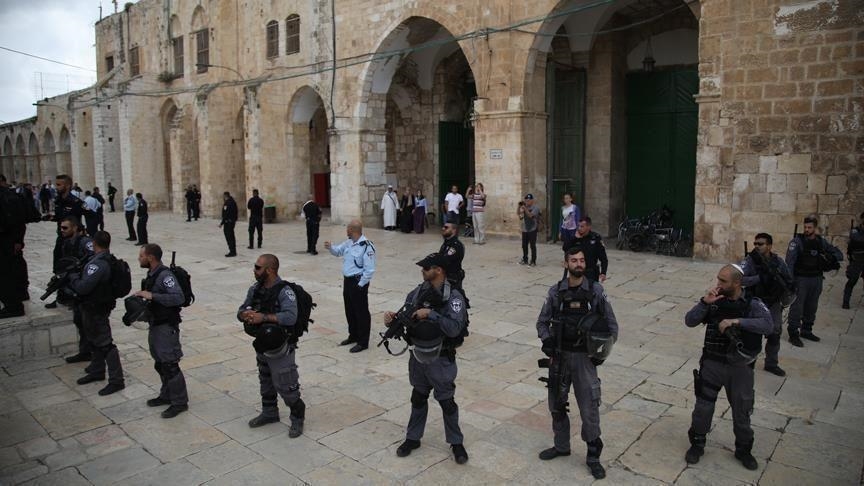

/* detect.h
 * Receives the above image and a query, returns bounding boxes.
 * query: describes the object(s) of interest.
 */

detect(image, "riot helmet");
[578,312,616,362]
[724,328,758,366]
[253,324,288,356]
[122,296,152,326]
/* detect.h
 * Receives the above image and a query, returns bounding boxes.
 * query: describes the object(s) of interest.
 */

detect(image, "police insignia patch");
[86,242,94,251]
[447,247,456,255]
[450,299,463,313]
[86,264,98,275]
[164,276,176,288]
[285,288,296,301]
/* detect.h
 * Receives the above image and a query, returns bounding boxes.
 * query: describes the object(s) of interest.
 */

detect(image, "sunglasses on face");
[421,266,433,271]
[753,242,766,246]
[60,226,70,230]
[254,264,264,271]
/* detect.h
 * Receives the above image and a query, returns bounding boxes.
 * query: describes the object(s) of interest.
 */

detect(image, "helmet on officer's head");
[577,313,616,362]
[408,320,444,364]
[253,324,288,357]
[724,328,758,366]
[122,296,151,326]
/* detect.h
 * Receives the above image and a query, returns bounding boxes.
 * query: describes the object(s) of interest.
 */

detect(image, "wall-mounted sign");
[489,149,503,159]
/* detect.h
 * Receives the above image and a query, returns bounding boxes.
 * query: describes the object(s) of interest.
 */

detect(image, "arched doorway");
[287,86,330,208]
[161,99,200,213]
[14,134,26,183]
[360,16,478,225]
[27,133,41,184]
[43,128,57,183]
[58,126,72,176]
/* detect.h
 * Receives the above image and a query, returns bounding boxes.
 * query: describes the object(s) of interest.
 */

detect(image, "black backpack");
[107,255,133,299]
[285,281,316,343]
[170,252,195,307]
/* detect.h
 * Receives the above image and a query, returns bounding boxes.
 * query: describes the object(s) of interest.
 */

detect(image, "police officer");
[439,217,465,290]
[66,231,125,396]
[135,193,149,245]
[123,189,138,240]
[133,243,189,419]
[192,185,201,220]
[247,189,264,250]
[843,212,864,309]
[536,248,618,479]
[58,217,96,364]
[325,220,376,353]
[302,195,321,255]
[184,185,196,222]
[741,233,794,376]
[0,174,27,318]
[107,182,117,212]
[385,252,469,464]
[785,215,843,346]
[684,264,773,470]
[51,175,88,292]
[220,191,238,257]
[238,254,305,437]
[563,216,608,282]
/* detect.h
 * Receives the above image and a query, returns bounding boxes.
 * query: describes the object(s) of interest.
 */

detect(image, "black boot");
[288,399,305,438]
[685,429,706,464]
[734,440,758,470]
[586,437,605,479]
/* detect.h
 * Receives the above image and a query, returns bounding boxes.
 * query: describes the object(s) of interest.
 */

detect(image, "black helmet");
[122,296,151,326]
[578,313,616,362]
[253,324,288,355]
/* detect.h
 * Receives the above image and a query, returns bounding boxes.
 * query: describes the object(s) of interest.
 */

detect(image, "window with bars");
[173,36,184,75]
[196,29,209,73]
[286,14,300,55]
[129,47,140,76]
[266,20,278,59]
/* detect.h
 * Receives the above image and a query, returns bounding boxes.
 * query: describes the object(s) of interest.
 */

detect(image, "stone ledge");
[0,292,77,360]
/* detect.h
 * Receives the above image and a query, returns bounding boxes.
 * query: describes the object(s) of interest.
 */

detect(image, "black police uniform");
[107,184,117,212]
[93,192,105,231]
[785,234,843,338]
[536,277,618,478]
[136,197,149,244]
[401,280,468,459]
[143,264,188,409]
[439,234,465,290]
[63,234,95,359]
[247,194,264,249]
[184,188,196,221]
[238,278,305,434]
[52,192,87,271]
[66,252,124,391]
[564,231,608,282]
[302,200,322,254]
[221,196,238,256]
[844,223,864,308]
[741,250,793,369]
[0,186,28,317]
[192,189,201,220]
[684,295,772,467]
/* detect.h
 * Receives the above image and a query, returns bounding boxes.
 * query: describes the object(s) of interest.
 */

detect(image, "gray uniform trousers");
[549,350,602,452]
[787,276,822,334]
[691,358,755,446]
[148,324,188,406]
[81,306,124,385]
[257,346,301,418]
[764,302,783,368]
[406,353,464,444]
[844,258,863,304]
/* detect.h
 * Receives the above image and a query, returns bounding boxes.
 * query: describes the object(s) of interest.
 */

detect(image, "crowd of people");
[0,171,861,478]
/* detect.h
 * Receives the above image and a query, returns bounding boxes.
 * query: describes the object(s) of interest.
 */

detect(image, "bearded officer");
[133,244,189,419]
[58,217,96,364]
[385,253,469,465]
[536,248,618,479]
[439,217,465,290]
[238,254,305,438]
[684,264,773,470]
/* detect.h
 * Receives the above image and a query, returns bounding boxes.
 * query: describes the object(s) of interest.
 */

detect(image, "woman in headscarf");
[413,189,427,234]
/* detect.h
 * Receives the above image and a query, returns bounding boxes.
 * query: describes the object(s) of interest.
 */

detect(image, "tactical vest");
[554,283,596,351]
[703,297,762,362]
[143,266,181,325]
[747,252,784,305]
[244,281,290,337]
[405,282,451,349]
[795,236,823,276]
[849,227,864,260]
[82,255,114,309]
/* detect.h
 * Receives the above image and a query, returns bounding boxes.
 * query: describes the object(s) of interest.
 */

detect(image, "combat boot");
[734,441,758,470]
[685,429,706,464]
[788,330,804,347]
[586,437,605,479]
[288,399,305,438]
[248,413,280,428]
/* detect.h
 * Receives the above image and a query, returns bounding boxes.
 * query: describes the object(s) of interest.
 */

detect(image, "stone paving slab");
[2,212,862,485]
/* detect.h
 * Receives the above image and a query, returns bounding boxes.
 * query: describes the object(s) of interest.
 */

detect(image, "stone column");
[327,117,387,227]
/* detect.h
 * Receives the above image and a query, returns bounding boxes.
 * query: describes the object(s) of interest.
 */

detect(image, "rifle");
[538,318,570,414]
[40,257,82,301]
[378,285,442,356]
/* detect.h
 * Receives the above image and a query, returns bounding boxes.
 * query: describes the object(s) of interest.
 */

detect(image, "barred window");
[196,29,209,73]
[172,36,184,75]
[286,14,300,55]
[129,47,140,76]
[266,20,278,59]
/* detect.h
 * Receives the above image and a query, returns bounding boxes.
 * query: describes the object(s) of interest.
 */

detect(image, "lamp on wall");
[642,36,656,72]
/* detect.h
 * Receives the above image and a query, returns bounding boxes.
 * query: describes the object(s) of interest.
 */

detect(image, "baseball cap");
[524,193,534,200]
[416,253,448,270]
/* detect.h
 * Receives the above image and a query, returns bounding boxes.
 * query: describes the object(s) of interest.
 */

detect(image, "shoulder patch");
[450,298,463,314]
[788,240,797,250]
[283,287,296,301]
[447,247,456,256]
[86,241,94,251]
[163,275,176,288]
[86,263,98,275]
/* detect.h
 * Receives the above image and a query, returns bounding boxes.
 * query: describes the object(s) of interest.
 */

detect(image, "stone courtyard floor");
[1,211,862,485]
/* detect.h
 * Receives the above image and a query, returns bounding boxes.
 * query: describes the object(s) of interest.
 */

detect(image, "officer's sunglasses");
[60,225,70,230]
[421,266,431,271]
[253,264,265,271]
[753,242,766,246]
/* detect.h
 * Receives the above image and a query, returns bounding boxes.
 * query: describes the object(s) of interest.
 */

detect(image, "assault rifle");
[538,318,570,414]
[378,285,442,356]
[40,257,82,301]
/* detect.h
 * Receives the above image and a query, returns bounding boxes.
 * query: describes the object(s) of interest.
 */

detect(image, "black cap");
[524,193,534,200]
[416,252,448,270]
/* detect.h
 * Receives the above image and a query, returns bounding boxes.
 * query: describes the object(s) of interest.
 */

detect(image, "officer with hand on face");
[536,248,618,479]
[238,254,305,438]
[385,253,469,465]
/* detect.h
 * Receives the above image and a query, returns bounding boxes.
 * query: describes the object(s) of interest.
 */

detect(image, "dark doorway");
[438,121,473,224]
[547,65,586,241]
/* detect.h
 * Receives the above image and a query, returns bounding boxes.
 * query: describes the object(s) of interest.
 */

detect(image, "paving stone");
[1,369,60,393]
[674,466,751,486]
[77,447,161,486]
[115,460,213,486]
[619,413,690,483]
[597,409,654,460]
[456,439,528,480]
[771,435,864,483]
[405,455,506,485]
[302,455,398,485]
[190,394,256,425]
[359,442,450,482]
[785,417,864,450]
[595,466,666,485]
[249,434,341,476]
[17,436,58,458]
[43,447,89,471]
[186,440,262,477]
[214,414,289,446]
[319,417,404,460]
[122,411,229,462]
[0,460,48,485]
[0,410,46,448]
[20,467,91,486]
[302,395,385,440]
[759,461,856,486]
[0,446,22,469]
[205,459,304,486]
[614,394,671,419]
[76,425,136,459]
[32,400,110,439]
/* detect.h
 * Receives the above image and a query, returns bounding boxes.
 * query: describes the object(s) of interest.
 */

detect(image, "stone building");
[1,0,860,260]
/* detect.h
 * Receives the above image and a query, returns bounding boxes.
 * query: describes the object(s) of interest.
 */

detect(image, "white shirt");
[84,195,102,212]
[444,192,463,213]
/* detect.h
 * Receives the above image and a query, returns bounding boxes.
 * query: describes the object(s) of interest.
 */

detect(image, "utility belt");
[701,348,755,369]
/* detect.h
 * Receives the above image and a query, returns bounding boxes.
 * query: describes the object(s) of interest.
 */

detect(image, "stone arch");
[287,85,330,206]
[1,136,12,178]
[191,5,207,31]
[58,125,72,176]
[14,134,26,182]
[160,98,199,212]
[27,132,41,184]
[43,127,57,182]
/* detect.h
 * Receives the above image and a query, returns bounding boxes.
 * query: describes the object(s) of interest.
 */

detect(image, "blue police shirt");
[329,235,376,287]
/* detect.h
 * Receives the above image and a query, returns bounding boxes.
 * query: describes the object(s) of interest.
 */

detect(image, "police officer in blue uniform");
[238,254,306,437]
[684,264,773,470]
[65,231,125,396]
[785,215,843,346]
[536,248,618,479]
[386,253,469,464]
[843,212,864,309]
[134,243,189,418]
[326,220,376,353]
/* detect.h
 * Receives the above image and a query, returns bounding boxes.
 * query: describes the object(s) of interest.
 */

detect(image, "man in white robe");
[381,185,400,231]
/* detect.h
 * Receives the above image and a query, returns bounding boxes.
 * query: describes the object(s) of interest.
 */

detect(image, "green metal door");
[547,66,586,240]
[626,69,698,232]
[438,121,473,224]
